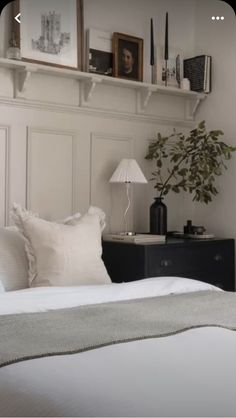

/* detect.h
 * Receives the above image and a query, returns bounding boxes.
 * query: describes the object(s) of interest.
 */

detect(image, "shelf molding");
[0,57,206,121]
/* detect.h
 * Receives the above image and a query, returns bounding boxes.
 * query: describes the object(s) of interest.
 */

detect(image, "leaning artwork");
[14,0,84,70]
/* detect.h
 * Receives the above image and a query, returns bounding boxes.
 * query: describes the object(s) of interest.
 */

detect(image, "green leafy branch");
[145,121,236,204]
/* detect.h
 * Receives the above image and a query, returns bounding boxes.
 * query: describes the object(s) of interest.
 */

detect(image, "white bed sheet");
[0,275,220,315]
[1,276,234,417]
[1,327,236,417]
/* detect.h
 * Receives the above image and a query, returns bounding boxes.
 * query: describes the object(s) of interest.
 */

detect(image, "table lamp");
[109,158,147,235]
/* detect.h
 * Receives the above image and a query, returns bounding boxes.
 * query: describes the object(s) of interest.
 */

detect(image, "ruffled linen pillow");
[0,226,29,291]
[11,205,111,288]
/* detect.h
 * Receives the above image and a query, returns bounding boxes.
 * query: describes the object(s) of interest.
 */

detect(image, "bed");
[1,276,236,417]
[1,206,236,417]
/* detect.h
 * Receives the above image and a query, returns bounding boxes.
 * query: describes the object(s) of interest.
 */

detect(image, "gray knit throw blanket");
[1,290,236,368]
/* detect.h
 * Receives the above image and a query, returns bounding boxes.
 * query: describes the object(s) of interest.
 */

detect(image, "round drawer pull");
[161,259,173,267]
[214,254,223,262]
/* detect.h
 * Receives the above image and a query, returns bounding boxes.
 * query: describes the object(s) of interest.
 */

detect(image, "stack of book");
[183,55,211,93]
[103,234,166,244]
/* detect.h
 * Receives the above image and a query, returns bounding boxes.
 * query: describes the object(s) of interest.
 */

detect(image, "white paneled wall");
[0,99,193,231]
[0,0,234,237]
[26,128,79,220]
[0,0,203,231]
[0,127,9,226]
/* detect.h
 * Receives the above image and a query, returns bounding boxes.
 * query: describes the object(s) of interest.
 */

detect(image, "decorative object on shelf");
[164,12,169,86]
[113,32,143,81]
[170,220,215,239]
[6,31,21,60]
[180,77,190,90]
[150,18,155,84]
[183,220,205,235]
[109,159,147,235]
[176,54,181,87]
[13,0,84,70]
[150,197,167,234]
[183,220,213,238]
[145,120,236,204]
[87,28,112,76]
[184,55,211,93]
[155,45,183,87]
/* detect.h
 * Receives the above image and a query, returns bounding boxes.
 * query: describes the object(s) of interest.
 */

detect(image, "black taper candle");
[150,18,154,65]
[164,12,169,61]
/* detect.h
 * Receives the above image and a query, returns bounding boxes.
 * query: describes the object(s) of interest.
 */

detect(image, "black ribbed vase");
[150,197,167,235]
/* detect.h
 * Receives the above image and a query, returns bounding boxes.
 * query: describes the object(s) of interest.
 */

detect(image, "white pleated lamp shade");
[109,159,147,184]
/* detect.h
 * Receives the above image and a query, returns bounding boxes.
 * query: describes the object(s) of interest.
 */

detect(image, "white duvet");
[0,275,220,315]
[2,276,236,418]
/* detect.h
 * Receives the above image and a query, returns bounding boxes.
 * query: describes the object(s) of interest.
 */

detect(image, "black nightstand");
[102,238,235,291]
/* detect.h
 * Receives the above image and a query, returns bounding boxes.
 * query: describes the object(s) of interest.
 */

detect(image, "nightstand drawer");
[102,238,235,291]
[146,241,233,277]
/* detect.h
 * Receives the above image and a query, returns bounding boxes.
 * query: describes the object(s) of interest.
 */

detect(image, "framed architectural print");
[14,0,84,70]
[113,32,143,82]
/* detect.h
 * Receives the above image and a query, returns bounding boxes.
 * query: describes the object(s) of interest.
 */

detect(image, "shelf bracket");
[140,87,153,110]
[136,86,157,113]
[185,95,206,120]
[82,77,103,104]
[14,66,37,97]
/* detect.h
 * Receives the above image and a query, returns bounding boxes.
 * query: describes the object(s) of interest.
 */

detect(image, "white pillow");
[63,206,106,231]
[11,205,111,287]
[0,227,29,291]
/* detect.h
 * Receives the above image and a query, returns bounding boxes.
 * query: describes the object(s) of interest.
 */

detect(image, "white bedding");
[0,275,220,315]
[1,276,236,418]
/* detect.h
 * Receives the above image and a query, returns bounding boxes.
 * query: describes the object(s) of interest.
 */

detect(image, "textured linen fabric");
[0,227,29,291]
[63,206,106,231]
[1,290,236,368]
[11,205,111,287]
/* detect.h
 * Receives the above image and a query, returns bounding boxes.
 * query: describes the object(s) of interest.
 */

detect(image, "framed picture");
[13,0,84,70]
[87,28,113,76]
[113,32,143,82]
[155,45,184,87]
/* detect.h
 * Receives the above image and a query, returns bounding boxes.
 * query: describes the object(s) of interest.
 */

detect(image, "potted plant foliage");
[145,121,236,234]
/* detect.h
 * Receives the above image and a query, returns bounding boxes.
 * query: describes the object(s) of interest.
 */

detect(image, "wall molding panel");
[90,132,133,232]
[26,127,79,220]
[0,126,10,226]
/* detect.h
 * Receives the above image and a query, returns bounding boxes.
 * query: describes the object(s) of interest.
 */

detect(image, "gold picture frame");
[113,32,143,82]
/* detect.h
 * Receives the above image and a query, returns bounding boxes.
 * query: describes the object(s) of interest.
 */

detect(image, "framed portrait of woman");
[113,32,143,82]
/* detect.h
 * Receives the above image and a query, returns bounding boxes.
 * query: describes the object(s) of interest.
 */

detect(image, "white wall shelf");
[0,57,206,121]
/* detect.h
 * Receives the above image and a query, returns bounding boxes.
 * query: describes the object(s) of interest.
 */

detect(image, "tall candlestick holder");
[150,18,155,84]
[164,12,169,87]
